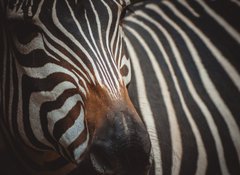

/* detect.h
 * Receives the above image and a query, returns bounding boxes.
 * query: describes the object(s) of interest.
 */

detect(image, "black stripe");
[21,72,78,150]
[123,1,240,175]
[200,0,240,32]
[53,97,82,141]
[159,3,240,174]
[124,25,173,175]
[40,88,80,152]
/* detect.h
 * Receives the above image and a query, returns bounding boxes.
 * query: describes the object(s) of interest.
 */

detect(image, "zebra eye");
[10,19,41,43]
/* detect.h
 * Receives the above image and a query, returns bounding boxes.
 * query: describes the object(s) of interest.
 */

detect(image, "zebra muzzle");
[89,109,152,175]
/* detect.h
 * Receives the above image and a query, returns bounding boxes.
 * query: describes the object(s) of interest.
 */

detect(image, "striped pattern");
[123,1,240,175]
[0,0,132,174]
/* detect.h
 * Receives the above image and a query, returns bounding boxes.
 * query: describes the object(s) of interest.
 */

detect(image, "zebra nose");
[90,110,151,175]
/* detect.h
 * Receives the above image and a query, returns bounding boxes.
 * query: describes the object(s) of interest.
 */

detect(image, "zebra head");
[2,0,151,174]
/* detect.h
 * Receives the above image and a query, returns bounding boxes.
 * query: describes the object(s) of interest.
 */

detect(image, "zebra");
[122,0,240,175]
[0,0,152,175]
[1,0,240,175]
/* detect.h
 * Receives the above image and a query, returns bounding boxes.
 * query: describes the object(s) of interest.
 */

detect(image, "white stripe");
[89,0,117,91]
[126,11,207,175]
[163,2,240,92]
[35,23,92,84]
[162,0,240,167]
[72,69,89,95]
[148,3,236,175]
[83,10,112,90]
[101,0,122,86]
[47,93,82,136]
[97,1,122,94]
[74,134,89,163]
[124,37,162,175]
[125,25,182,175]
[116,32,123,67]
[16,60,40,150]
[59,108,85,147]
[178,0,200,17]
[114,27,121,62]
[110,5,121,53]
[196,0,240,44]
[34,0,94,84]
[42,38,87,96]
[23,63,78,82]
[36,36,60,62]
[52,0,96,84]
[230,0,240,7]
[65,0,111,87]
[14,33,49,55]
[89,0,120,97]
[28,82,77,148]
[33,0,44,20]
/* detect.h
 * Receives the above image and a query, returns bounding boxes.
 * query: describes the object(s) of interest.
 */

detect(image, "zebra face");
[5,0,151,174]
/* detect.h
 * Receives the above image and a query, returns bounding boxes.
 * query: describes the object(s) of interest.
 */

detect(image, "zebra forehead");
[5,0,130,97]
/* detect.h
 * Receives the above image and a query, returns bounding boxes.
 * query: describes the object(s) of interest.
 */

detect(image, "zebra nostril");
[90,143,115,174]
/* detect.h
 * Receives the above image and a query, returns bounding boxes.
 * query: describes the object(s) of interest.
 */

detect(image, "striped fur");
[0,0,134,174]
[1,0,240,174]
[123,0,240,175]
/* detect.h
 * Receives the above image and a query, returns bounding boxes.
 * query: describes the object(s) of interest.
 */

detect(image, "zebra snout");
[89,110,152,175]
